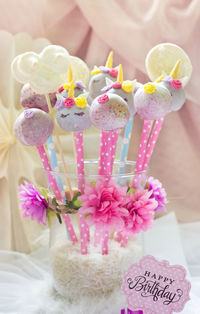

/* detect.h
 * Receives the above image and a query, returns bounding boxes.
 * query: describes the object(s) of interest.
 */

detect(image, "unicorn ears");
[78,92,89,99]
[105,77,113,86]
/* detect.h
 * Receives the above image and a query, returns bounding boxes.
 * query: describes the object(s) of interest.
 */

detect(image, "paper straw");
[46,135,66,199]
[98,131,106,175]
[110,131,119,174]
[74,132,89,254]
[37,145,77,242]
[131,120,152,188]
[143,118,164,171]
[45,94,73,199]
[118,117,134,175]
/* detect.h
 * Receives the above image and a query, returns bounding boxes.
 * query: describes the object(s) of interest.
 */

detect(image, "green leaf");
[90,181,96,186]
[52,198,58,206]
[145,181,150,190]
[127,188,136,195]
[39,187,49,200]
[73,199,82,208]
[56,213,62,224]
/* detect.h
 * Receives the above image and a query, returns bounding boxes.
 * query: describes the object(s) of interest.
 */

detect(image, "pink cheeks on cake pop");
[55,84,91,133]
[14,108,53,146]
[21,83,56,113]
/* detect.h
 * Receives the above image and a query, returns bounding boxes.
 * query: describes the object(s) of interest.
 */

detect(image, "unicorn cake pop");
[101,64,136,116]
[56,79,91,132]
[21,83,57,113]
[58,65,86,99]
[158,61,186,111]
[134,82,172,120]
[88,51,118,103]
[14,108,53,146]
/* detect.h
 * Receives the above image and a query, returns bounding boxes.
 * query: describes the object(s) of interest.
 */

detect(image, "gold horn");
[170,60,181,79]
[117,64,123,83]
[105,51,113,68]
[68,79,75,98]
[68,65,73,83]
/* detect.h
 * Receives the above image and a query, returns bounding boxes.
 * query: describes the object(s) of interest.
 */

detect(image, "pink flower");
[19,182,48,225]
[109,68,118,78]
[170,79,182,90]
[97,94,109,104]
[120,190,157,237]
[79,179,129,232]
[147,176,168,212]
[112,81,122,89]
[64,97,75,108]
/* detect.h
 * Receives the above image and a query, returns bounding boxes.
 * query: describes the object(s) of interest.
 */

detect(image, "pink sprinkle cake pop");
[56,80,91,132]
[21,83,57,113]
[158,61,185,111]
[14,108,53,146]
[134,82,172,120]
[88,51,118,103]
[90,93,130,131]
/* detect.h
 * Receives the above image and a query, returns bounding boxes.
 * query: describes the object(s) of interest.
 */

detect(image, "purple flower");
[55,98,64,110]
[19,182,48,225]
[147,176,168,212]
[99,66,110,73]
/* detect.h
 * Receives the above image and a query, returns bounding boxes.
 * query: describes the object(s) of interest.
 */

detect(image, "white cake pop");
[56,79,91,133]
[101,64,136,116]
[157,61,186,111]
[88,51,118,103]
[134,82,172,120]
[14,108,53,146]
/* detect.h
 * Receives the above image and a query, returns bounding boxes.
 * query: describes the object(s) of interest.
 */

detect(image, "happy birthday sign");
[121,255,191,314]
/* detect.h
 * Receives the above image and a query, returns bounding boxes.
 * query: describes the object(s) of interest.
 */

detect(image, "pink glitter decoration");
[109,68,118,78]
[112,81,122,89]
[79,179,129,232]
[170,79,182,90]
[121,190,157,237]
[64,97,75,108]
[19,182,48,225]
[98,94,109,104]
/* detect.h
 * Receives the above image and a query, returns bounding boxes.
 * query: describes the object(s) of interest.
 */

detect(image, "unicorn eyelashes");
[55,80,91,132]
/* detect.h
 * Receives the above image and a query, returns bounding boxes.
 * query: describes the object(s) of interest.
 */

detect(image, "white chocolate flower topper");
[11,45,70,94]
[145,43,192,87]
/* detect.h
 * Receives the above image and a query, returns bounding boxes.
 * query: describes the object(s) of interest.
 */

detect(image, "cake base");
[50,236,143,300]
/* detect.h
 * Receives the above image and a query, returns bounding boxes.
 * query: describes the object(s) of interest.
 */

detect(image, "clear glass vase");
[43,160,146,300]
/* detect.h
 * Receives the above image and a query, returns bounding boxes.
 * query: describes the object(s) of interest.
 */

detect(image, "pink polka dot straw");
[142,118,164,171]
[37,145,77,243]
[74,131,89,254]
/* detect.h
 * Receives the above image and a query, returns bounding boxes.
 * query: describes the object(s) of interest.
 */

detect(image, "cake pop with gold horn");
[157,60,186,111]
[88,51,118,103]
[55,75,91,132]
[101,64,136,116]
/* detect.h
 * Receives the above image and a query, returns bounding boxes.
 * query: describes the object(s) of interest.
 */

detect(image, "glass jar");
[43,160,146,300]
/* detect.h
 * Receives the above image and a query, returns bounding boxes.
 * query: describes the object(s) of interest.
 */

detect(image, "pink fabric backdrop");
[0,0,199,222]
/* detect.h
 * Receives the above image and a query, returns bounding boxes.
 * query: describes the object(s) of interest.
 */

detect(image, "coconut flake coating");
[20,83,56,113]
[160,81,185,111]
[14,108,53,146]
[90,93,130,131]
[56,104,92,132]
[134,83,172,120]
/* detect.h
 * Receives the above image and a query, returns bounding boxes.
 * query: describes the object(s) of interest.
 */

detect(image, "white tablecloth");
[0,212,200,314]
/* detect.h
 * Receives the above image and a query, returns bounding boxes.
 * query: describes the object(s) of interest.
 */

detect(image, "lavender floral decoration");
[146,176,168,212]
[19,182,48,225]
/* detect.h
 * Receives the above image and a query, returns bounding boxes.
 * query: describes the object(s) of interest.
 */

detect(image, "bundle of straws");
[12,43,192,255]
